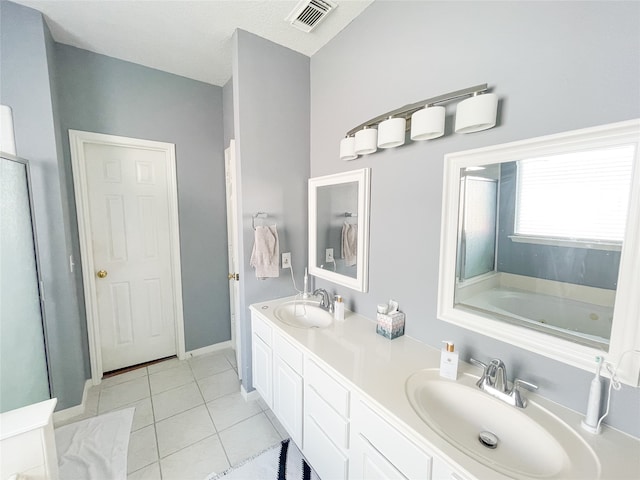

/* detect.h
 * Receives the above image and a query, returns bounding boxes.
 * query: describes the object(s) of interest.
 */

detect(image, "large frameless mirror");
[309,168,370,292]
[438,120,640,385]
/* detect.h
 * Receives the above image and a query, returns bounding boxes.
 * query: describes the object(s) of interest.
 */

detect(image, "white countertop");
[251,296,640,480]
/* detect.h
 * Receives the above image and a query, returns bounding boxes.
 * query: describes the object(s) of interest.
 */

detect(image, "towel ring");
[252,212,268,230]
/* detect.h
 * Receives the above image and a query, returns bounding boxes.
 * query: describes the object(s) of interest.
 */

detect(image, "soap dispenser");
[439,341,459,380]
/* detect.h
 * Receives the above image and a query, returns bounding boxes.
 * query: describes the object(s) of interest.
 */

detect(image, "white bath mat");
[206,439,319,480]
[55,408,134,480]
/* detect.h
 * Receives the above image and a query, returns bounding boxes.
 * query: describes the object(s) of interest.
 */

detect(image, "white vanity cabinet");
[351,399,431,480]
[251,311,273,408]
[251,310,304,446]
[272,333,304,446]
[303,358,351,480]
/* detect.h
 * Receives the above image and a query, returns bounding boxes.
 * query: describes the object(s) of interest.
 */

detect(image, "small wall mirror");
[309,168,370,292]
[438,120,640,385]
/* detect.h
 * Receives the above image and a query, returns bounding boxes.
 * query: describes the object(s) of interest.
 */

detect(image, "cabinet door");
[353,435,409,480]
[252,334,272,408]
[273,355,303,446]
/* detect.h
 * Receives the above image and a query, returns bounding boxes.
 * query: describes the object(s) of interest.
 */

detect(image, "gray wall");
[310,1,640,435]
[54,44,231,352]
[0,0,88,409]
[232,30,310,390]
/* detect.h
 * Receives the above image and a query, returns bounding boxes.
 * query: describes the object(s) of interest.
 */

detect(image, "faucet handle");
[512,378,538,408]
[470,358,488,371]
[514,378,538,392]
[470,358,489,388]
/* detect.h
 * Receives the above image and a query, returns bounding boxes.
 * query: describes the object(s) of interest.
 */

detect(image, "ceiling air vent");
[286,0,337,33]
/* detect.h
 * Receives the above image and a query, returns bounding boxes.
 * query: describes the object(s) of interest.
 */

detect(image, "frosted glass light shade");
[354,127,378,155]
[410,106,446,141]
[340,136,357,161]
[0,105,17,155]
[377,117,406,148]
[455,93,498,133]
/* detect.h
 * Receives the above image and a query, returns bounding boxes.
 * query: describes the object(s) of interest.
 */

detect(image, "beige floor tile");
[218,412,282,465]
[160,434,229,480]
[127,461,161,480]
[127,425,158,474]
[155,405,216,458]
[189,352,233,380]
[99,376,150,412]
[265,408,288,440]
[197,369,240,402]
[149,363,194,394]
[206,391,262,431]
[147,357,182,374]
[152,381,204,421]
[101,367,148,389]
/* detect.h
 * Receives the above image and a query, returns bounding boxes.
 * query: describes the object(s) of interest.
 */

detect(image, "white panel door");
[84,142,177,371]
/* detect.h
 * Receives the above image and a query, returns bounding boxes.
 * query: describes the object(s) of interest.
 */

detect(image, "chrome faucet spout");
[470,357,538,408]
[313,288,334,313]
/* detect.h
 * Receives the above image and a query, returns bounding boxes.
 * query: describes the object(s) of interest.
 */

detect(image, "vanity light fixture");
[454,92,499,134]
[411,105,446,141]
[377,116,406,148]
[340,84,498,160]
[339,135,357,161]
[354,126,378,155]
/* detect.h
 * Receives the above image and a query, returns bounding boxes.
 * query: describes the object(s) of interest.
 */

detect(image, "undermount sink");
[406,369,600,479]
[274,300,333,328]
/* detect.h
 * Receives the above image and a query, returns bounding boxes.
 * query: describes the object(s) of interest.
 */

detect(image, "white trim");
[52,380,92,424]
[438,119,640,386]
[69,130,186,384]
[186,341,233,358]
[508,234,622,252]
[241,384,261,403]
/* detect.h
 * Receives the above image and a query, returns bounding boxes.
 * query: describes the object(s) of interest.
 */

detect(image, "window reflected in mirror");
[454,145,635,350]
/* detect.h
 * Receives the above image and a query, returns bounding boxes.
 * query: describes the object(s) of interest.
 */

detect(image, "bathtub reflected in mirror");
[438,120,640,385]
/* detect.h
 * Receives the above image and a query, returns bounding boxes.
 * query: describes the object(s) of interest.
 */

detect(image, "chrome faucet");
[470,358,538,408]
[313,288,334,313]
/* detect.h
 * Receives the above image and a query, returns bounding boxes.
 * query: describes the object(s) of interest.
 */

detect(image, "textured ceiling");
[13,0,374,86]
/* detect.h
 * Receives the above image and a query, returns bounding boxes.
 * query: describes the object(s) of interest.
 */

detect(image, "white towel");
[250,225,280,278]
[341,222,357,267]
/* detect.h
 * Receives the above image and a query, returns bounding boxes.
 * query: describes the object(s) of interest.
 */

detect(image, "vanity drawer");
[357,401,432,480]
[306,383,349,449]
[306,358,350,417]
[273,332,303,374]
[304,414,349,480]
[251,312,272,345]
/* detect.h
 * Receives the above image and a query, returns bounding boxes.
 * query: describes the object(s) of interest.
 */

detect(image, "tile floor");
[55,348,287,480]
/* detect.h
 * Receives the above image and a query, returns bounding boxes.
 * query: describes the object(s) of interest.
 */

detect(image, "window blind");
[515,145,635,243]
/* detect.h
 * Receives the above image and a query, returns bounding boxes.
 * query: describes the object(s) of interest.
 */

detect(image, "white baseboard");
[241,384,260,402]
[185,340,233,358]
[52,379,92,423]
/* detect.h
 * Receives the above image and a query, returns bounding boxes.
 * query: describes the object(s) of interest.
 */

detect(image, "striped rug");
[207,439,319,480]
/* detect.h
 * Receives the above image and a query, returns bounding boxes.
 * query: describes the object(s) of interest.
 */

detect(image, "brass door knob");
[97,270,108,278]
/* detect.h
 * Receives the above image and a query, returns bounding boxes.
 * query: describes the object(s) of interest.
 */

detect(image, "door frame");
[224,139,242,379]
[69,130,186,384]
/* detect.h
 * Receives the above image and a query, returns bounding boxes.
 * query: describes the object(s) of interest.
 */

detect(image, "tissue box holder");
[376,312,405,340]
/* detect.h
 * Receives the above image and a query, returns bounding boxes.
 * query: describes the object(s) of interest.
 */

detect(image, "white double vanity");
[250,296,639,480]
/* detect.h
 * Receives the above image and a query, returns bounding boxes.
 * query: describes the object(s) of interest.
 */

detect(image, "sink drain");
[478,431,499,449]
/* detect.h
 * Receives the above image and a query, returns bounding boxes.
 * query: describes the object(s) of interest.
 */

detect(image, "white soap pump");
[581,356,603,434]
